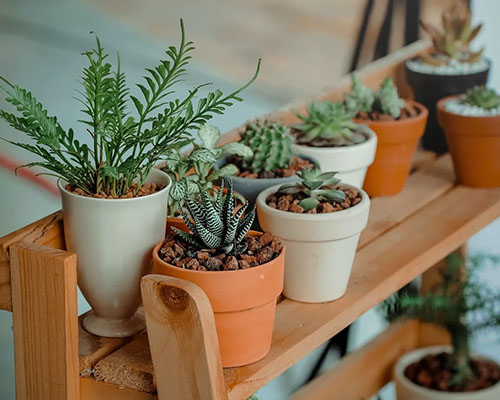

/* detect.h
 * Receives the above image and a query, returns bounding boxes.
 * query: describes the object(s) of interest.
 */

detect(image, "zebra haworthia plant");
[173,180,255,255]
[276,167,346,212]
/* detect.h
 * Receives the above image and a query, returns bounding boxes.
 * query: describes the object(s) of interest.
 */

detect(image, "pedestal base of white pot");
[82,310,146,338]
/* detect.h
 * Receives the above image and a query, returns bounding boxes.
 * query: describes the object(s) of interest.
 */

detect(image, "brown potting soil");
[404,352,500,392]
[266,185,361,214]
[356,100,421,121]
[65,183,163,199]
[158,231,283,271]
[235,155,314,179]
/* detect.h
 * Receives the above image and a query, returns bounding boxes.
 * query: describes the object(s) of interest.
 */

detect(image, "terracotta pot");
[152,218,285,367]
[437,96,500,188]
[394,346,500,400]
[291,128,377,187]
[359,101,428,197]
[256,184,370,303]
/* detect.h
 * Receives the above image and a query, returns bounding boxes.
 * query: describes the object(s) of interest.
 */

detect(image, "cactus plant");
[276,167,346,211]
[294,100,367,146]
[172,180,255,255]
[239,120,294,173]
[419,2,484,66]
[344,74,375,113]
[464,85,500,110]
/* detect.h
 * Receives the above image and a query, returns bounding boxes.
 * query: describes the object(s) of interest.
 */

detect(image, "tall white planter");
[292,128,377,187]
[394,346,500,400]
[256,184,370,303]
[59,168,171,337]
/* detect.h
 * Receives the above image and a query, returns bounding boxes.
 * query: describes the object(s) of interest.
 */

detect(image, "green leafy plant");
[344,75,405,119]
[293,100,366,146]
[276,167,346,211]
[238,120,293,174]
[464,86,500,110]
[0,20,260,196]
[419,2,484,66]
[164,124,252,216]
[384,253,500,388]
[173,180,255,255]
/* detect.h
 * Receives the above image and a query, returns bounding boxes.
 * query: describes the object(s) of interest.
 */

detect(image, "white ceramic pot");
[59,168,171,337]
[394,346,500,400]
[256,184,370,303]
[292,128,377,187]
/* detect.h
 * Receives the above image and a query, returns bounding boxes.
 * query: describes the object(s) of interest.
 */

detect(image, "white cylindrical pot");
[292,128,377,187]
[256,184,370,303]
[59,168,171,337]
[394,346,500,400]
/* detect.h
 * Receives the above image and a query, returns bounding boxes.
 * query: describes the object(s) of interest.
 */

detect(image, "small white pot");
[256,184,370,303]
[292,128,377,187]
[59,169,171,337]
[394,346,500,400]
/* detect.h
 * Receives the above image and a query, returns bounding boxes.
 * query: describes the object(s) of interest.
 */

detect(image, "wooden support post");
[10,242,79,400]
[141,274,227,400]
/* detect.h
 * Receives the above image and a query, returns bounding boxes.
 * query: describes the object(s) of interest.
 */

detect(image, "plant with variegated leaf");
[419,2,484,66]
[276,167,346,212]
[173,180,255,255]
[464,85,500,110]
[164,124,253,216]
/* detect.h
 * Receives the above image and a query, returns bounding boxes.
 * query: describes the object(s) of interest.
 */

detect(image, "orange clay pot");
[152,218,285,367]
[438,95,500,188]
[358,100,428,197]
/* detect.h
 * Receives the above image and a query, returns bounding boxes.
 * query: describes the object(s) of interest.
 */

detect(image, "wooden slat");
[0,211,64,311]
[290,321,420,400]
[10,242,79,400]
[224,185,500,399]
[141,274,227,400]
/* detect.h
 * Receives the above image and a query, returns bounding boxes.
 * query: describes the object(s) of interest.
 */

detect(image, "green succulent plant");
[276,167,346,211]
[164,124,252,216]
[293,100,366,146]
[173,180,255,255]
[239,120,293,174]
[464,86,500,110]
[344,75,405,119]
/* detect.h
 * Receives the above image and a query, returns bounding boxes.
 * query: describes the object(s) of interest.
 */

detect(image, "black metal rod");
[374,0,395,60]
[349,0,375,72]
[404,0,421,45]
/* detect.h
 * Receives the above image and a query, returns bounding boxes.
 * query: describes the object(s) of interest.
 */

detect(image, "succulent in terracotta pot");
[290,100,377,187]
[344,75,428,197]
[152,181,285,367]
[0,20,260,337]
[386,253,500,399]
[437,85,500,188]
[256,167,370,303]
[405,1,490,153]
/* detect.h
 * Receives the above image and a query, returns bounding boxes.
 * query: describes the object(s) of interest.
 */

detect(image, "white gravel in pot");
[444,96,500,117]
[406,58,489,76]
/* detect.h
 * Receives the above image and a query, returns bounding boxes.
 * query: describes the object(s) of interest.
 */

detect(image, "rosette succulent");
[464,86,500,110]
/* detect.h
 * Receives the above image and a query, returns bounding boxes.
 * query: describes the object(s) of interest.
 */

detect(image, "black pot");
[405,59,490,154]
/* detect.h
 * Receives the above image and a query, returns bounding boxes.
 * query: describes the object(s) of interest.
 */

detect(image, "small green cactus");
[276,167,346,211]
[464,86,500,110]
[294,100,366,146]
[173,180,255,255]
[344,74,375,113]
[239,121,293,173]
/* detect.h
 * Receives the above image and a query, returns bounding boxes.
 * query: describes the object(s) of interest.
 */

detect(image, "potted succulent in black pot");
[406,1,490,153]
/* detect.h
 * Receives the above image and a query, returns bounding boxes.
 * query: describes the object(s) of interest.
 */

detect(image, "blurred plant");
[164,124,252,216]
[383,253,500,388]
[0,20,260,196]
[464,86,500,110]
[419,1,484,66]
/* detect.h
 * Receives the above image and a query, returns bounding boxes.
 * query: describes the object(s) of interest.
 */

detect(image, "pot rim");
[255,182,370,221]
[395,345,500,397]
[405,57,491,77]
[152,230,286,276]
[437,95,500,120]
[58,168,172,203]
[291,127,377,155]
[353,99,428,127]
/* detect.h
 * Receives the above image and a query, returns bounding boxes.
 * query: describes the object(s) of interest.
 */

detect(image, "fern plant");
[173,180,255,255]
[384,253,500,388]
[0,20,260,196]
